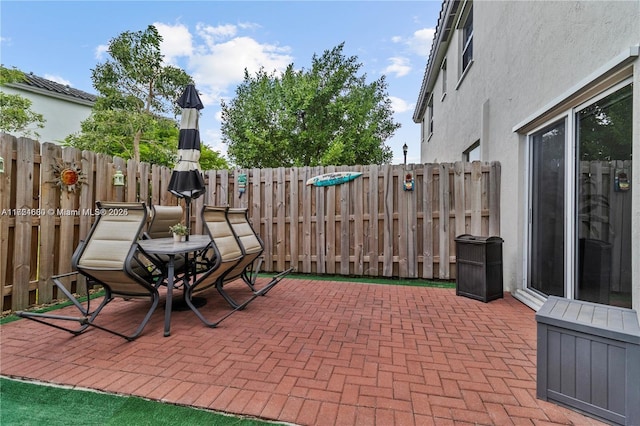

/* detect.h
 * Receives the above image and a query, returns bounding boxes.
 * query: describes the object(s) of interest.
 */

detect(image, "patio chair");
[145,205,185,239]
[17,202,162,341]
[224,208,263,291]
[144,205,187,285]
[184,206,276,327]
[225,208,293,296]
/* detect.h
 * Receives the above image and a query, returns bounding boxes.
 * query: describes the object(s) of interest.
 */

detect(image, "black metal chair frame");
[17,202,162,341]
[184,206,288,327]
[221,208,294,305]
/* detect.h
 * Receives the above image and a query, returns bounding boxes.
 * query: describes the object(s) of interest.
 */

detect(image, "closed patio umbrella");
[168,84,206,239]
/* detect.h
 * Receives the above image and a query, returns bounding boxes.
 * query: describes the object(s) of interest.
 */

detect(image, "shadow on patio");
[0,277,605,425]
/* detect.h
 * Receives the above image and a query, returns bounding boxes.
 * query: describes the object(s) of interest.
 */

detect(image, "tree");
[66,25,228,169]
[199,144,229,171]
[221,43,397,168]
[68,111,179,167]
[0,66,46,138]
[66,110,228,169]
[88,25,192,162]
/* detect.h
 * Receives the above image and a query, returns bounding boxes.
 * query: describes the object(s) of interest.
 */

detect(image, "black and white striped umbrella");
[168,84,206,200]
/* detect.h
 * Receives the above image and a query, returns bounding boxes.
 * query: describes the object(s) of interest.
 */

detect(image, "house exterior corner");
[414,0,640,319]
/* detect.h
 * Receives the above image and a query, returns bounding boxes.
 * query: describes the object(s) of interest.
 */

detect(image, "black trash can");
[455,234,503,302]
[577,238,611,305]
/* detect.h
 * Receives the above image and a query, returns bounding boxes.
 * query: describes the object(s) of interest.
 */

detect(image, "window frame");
[455,1,474,89]
[463,140,480,162]
[461,6,473,73]
[427,94,434,140]
[441,58,448,101]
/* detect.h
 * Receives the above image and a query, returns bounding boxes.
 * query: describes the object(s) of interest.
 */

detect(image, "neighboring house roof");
[413,0,461,123]
[5,72,97,106]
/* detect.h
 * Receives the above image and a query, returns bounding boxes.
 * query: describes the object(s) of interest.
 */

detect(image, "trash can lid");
[455,234,503,243]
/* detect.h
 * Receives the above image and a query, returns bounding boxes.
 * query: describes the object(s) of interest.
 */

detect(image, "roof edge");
[5,82,96,107]
[413,0,461,123]
[4,72,97,106]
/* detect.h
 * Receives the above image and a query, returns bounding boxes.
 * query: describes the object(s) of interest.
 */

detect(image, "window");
[441,59,447,99]
[461,5,473,74]
[427,94,434,138]
[464,141,480,161]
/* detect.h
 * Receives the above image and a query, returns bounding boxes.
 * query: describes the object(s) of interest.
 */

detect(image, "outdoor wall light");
[403,172,414,191]
[113,169,125,186]
[0,156,4,174]
[402,144,413,191]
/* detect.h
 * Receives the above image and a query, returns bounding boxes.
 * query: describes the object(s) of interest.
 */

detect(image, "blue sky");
[1,1,442,164]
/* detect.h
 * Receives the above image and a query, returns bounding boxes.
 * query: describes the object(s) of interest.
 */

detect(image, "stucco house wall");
[414,0,639,316]
[2,73,95,144]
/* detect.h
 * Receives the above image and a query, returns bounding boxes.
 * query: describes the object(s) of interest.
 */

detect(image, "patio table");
[138,235,211,336]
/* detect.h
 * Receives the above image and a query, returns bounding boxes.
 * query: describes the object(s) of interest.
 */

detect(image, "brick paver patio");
[0,277,605,425]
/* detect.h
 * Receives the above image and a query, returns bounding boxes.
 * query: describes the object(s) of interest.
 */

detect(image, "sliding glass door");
[529,120,566,297]
[527,82,633,308]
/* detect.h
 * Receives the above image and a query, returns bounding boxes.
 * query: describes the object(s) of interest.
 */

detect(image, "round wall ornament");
[52,159,86,193]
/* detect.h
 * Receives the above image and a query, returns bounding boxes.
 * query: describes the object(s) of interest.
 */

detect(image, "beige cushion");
[147,205,184,239]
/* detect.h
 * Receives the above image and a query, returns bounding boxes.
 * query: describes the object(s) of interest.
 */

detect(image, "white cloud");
[154,22,194,64]
[238,21,261,31]
[407,28,435,57]
[133,21,294,107]
[94,44,108,60]
[392,27,435,58]
[383,57,411,78]
[194,36,291,87]
[186,27,293,105]
[195,23,238,49]
[44,74,72,86]
[389,96,414,114]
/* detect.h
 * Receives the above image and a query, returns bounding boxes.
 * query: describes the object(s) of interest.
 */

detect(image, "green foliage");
[66,25,189,166]
[577,84,632,161]
[66,111,179,167]
[200,144,229,171]
[0,66,25,85]
[66,113,228,169]
[0,66,46,137]
[91,25,192,117]
[66,25,228,169]
[222,43,397,168]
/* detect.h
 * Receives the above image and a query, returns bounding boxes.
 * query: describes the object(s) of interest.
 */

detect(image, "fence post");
[0,134,14,298]
[12,137,37,310]
[38,142,61,304]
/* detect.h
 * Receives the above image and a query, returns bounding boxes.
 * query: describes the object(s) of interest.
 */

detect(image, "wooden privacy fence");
[578,160,632,293]
[0,134,501,312]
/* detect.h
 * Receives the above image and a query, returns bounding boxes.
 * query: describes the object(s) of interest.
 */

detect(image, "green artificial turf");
[282,272,456,288]
[0,290,106,325]
[0,377,280,426]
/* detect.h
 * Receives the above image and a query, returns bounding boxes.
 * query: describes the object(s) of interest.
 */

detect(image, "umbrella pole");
[185,197,191,242]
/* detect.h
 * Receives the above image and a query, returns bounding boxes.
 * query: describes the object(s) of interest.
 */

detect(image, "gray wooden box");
[536,297,640,425]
